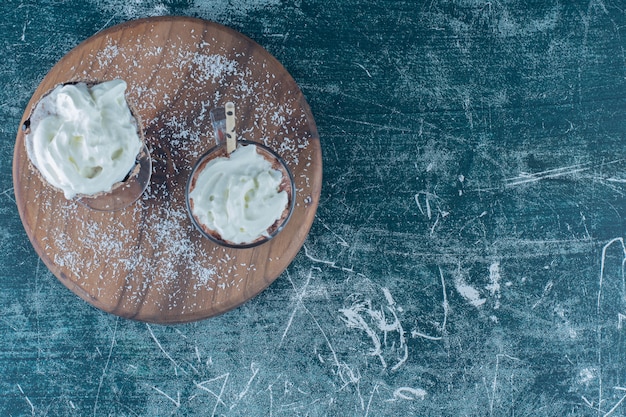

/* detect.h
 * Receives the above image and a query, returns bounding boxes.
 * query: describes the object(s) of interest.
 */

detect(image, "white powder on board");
[189,53,238,83]
[51,196,221,311]
[89,35,311,167]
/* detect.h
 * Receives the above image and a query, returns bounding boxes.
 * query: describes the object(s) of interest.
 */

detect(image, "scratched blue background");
[2,0,626,416]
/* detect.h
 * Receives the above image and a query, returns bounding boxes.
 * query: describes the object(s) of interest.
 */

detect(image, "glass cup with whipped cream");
[186,116,295,248]
[23,79,151,211]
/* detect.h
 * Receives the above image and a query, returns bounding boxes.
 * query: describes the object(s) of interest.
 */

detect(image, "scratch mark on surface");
[454,263,486,308]
[581,394,599,412]
[17,384,34,416]
[415,191,435,219]
[339,287,408,371]
[19,9,29,42]
[414,191,449,235]
[307,301,341,368]
[233,362,259,405]
[390,386,427,401]
[267,383,274,417]
[603,389,626,417]
[301,83,403,114]
[597,177,626,184]
[596,237,626,414]
[146,323,180,371]
[150,385,180,407]
[506,158,625,189]
[280,268,314,346]
[281,267,342,372]
[195,345,202,364]
[412,266,449,340]
[385,291,408,372]
[96,13,118,34]
[278,266,313,347]
[532,280,554,310]
[487,354,521,417]
[195,374,229,416]
[486,261,502,309]
[324,113,418,133]
[505,162,592,187]
[364,383,380,417]
[354,62,372,78]
[2,188,15,203]
[337,364,364,408]
[598,238,626,316]
[1,315,18,331]
[303,244,358,274]
[93,317,118,417]
[340,299,385,368]
[317,217,350,247]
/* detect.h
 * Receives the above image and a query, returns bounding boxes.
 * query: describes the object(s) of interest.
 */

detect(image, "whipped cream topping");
[25,79,143,199]
[189,144,289,244]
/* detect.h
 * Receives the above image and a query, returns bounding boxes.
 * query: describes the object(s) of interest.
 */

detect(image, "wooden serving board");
[12,16,322,323]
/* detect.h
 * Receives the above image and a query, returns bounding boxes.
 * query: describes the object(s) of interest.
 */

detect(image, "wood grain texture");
[12,16,322,323]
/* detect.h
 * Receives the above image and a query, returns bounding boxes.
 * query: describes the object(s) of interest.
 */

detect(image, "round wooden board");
[12,16,322,323]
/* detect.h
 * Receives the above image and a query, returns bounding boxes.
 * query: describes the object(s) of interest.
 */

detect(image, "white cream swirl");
[25,79,143,199]
[189,144,289,244]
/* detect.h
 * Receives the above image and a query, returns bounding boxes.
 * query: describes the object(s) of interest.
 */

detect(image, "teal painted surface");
[1,0,626,415]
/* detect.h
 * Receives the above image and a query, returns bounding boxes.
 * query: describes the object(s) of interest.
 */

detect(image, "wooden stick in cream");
[225,102,236,154]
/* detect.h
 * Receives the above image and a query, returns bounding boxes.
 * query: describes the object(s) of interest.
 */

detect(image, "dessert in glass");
[186,107,295,248]
[23,79,151,211]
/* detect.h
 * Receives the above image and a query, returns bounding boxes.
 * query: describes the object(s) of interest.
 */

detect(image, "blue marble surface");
[1,0,626,416]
